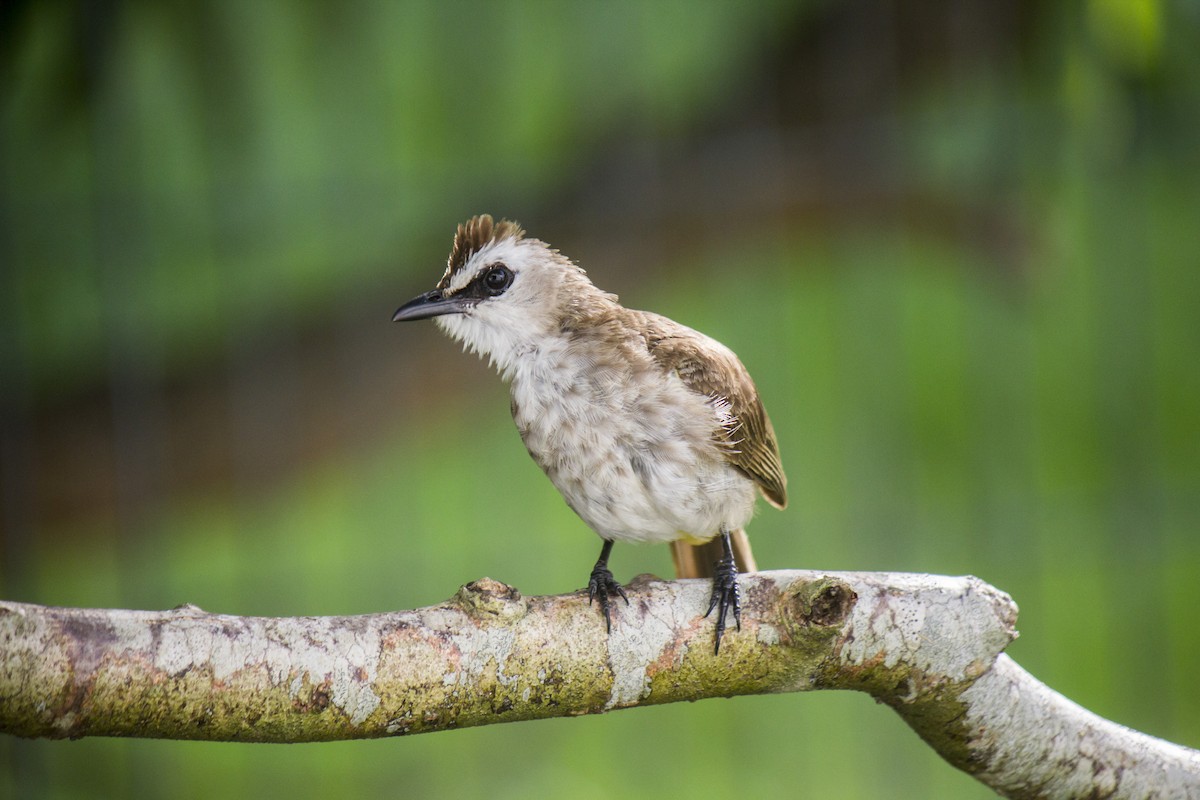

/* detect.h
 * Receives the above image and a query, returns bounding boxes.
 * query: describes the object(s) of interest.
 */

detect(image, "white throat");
[435,311,545,380]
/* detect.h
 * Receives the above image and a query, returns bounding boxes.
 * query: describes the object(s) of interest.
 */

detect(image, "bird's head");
[393,215,604,374]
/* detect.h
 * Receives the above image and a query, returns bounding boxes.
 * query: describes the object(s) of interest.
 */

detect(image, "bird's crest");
[440,215,526,288]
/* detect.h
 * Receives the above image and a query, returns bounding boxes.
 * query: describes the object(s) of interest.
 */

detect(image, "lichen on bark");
[3,570,1198,798]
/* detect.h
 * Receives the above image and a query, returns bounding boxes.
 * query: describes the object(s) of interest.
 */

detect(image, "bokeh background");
[2,1,1198,797]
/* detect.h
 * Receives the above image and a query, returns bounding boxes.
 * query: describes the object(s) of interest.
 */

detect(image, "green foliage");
[1,0,796,397]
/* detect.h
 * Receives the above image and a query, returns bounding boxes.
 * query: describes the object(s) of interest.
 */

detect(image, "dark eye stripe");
[451,263,514,302]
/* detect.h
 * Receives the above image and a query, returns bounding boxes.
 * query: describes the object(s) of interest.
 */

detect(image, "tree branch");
[2,570,1197,797]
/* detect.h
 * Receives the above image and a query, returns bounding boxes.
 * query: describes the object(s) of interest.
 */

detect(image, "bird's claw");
[588,564,628,633]
[705,553,741,654]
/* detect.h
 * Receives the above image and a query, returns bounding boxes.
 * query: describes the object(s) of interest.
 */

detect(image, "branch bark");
[2,570,1197,798]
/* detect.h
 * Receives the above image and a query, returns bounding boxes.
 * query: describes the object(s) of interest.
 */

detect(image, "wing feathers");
[638,312,787,509]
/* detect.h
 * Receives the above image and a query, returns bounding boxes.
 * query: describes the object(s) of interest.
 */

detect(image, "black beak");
[392,289,467,322]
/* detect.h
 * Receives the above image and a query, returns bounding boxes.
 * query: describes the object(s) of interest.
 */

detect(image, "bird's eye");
[482,265,513,295]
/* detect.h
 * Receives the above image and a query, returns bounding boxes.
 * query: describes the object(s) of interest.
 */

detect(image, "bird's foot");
[704,553,741,654]
[587,563,629,633]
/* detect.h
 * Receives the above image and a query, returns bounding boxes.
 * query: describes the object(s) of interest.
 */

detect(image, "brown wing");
[638,312,787,509]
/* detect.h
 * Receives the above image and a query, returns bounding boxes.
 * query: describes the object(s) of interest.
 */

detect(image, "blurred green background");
[2,0,1198,797]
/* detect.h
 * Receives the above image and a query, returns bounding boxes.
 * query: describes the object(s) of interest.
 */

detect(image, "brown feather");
[639,312,783,579]
[439,214,526,288]
[635,311,788,510]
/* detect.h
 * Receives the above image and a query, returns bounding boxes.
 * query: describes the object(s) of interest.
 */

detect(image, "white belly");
[509,350,757,544]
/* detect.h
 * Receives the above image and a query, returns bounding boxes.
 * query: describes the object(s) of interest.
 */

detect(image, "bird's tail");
[670,528,757,579]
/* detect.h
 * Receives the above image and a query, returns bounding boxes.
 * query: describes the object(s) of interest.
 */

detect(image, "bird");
[392,215,786,653]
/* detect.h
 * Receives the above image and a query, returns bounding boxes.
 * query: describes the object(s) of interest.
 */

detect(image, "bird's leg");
[587,539,628,633]
[704,528,741,654]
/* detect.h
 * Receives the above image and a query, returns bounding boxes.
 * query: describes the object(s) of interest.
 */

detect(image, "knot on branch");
[452,578,526,621]
[786,577,857,629]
